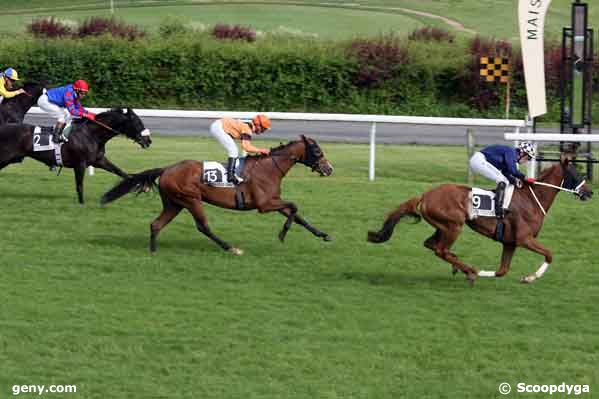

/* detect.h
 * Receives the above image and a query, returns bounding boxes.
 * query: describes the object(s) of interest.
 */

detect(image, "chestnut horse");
[101,135,334,254]
[367,155,593,284]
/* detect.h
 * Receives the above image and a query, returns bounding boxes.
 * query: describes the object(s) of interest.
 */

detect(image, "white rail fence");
[29,107,528,180]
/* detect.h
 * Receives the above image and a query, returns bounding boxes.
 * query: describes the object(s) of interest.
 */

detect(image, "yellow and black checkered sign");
[480,57,510,83]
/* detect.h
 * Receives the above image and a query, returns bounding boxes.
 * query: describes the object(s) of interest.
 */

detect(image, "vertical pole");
[505,79,511,119]
[369,122,376,181]
[110,0,114,14]
[466,128,475,185]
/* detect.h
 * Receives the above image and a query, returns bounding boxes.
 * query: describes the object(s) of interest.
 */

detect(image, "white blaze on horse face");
[140,129,151,137]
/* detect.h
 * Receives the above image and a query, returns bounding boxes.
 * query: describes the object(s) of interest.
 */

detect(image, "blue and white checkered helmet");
[518,141,536,159]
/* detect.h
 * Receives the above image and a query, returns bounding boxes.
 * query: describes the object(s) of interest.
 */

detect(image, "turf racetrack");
[1,136,598,398]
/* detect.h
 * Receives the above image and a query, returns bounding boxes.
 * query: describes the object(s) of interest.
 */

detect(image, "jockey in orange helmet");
[209,114,271,184]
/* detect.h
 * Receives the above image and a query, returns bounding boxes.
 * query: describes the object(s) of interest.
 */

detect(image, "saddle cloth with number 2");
[468,185,515,219]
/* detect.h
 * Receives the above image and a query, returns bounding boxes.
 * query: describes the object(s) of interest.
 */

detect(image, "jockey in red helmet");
[37,79,96,143]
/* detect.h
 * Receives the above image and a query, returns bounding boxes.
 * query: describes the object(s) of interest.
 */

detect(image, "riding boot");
[227,157,244,185]
[495,182,506,219]
[52,122,67,143]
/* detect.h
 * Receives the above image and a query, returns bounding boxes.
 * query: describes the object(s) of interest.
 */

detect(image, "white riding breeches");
[209,120,239,158]
[37,94,71,124]
[469,152,509,185]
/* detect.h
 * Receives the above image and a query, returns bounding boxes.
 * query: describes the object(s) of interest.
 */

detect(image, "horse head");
[0,81,45,123]
[560,153,593,201]
[95,107,152,149]
[291,135,333,176]
[22,81,45,102]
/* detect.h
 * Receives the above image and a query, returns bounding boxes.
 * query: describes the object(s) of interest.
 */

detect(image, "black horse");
[0,107,152,204]
[0,81,45,124]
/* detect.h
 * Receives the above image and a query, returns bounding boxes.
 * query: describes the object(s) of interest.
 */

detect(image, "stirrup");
[230,175,244,185]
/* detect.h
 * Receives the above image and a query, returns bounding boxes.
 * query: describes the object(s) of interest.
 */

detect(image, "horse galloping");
[0,81,45,124]
[0,107,152,204]
[101,135,334,255]
[367,155,593,284]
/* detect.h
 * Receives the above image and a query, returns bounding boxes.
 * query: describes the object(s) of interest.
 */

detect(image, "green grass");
[3,0,598,40]
[1,136,598,398]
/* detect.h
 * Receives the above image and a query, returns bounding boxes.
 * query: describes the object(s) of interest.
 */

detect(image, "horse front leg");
[277,209,332,241]
[477,244,516,278]
[257,199,297,242]
[74,165,85,204]
[519,237,553,284]
[93,156,128,178]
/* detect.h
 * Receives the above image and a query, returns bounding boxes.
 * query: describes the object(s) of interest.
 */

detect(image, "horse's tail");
[100,168,164,205]
[367,196,422,243]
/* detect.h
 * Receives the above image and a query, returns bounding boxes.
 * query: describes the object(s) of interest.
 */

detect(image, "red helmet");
[73,80,90,92]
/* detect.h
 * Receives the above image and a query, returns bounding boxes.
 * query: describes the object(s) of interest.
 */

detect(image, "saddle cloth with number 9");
[468,185,515,219]
[202,158,246,187]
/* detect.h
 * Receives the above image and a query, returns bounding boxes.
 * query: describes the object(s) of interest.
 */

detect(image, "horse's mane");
[537,163,561,181]
[246,139,300,159]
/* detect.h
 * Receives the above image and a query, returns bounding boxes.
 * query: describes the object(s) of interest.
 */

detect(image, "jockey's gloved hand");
[525,177,536,185]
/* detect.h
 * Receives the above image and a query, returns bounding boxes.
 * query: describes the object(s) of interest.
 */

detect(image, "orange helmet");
[253,114,271,130]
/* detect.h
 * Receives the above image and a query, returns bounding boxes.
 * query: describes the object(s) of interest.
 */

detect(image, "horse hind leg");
[424,230,459,275]
[149,196,182,254]
[187,199,242,255]
[432,225,478,284]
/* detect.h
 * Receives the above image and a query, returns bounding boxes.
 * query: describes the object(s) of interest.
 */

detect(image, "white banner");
[519,0,553,117]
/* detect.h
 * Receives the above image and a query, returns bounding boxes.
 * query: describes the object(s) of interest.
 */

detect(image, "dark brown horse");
[0,81,45,124]
[0,108,152,204]
[101,135,334,254]
[367,155,593,284]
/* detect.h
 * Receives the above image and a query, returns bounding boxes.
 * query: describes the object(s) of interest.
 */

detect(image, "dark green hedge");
[2,34,596,122]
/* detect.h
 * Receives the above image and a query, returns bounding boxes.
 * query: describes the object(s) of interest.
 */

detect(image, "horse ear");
[300,134,307,142]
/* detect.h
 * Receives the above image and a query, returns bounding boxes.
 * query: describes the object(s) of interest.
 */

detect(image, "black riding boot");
[495,182,506,219]
[52,122,67,143]
[227,157,244,185]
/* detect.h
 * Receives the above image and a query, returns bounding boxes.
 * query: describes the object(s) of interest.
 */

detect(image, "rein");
[527,179,586,216]
[90,117,150,138]
[531,180,586,195]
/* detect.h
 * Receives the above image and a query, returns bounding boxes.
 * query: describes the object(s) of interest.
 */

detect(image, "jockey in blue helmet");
[469,141,536,219]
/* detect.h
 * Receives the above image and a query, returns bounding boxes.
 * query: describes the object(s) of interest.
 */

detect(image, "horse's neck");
[533,167,563,212]
[86,120,118,146]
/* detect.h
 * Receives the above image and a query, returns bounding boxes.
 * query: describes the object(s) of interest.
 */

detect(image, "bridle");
[527,172,587,216]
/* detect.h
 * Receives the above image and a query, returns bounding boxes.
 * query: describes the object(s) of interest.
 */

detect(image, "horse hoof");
[322,234,333,242]
[452,267,459,275]
[229,247,243,256]
[278,233,286,243]
[520,274,535,284]
[466,272,477,285]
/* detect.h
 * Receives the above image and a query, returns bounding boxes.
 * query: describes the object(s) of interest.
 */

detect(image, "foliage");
[76,17,145,40]
[347,34,410,90]
[26,16,144,40]
[212,24,256,42]
[408,26,454,43]
[27,17,72,38]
